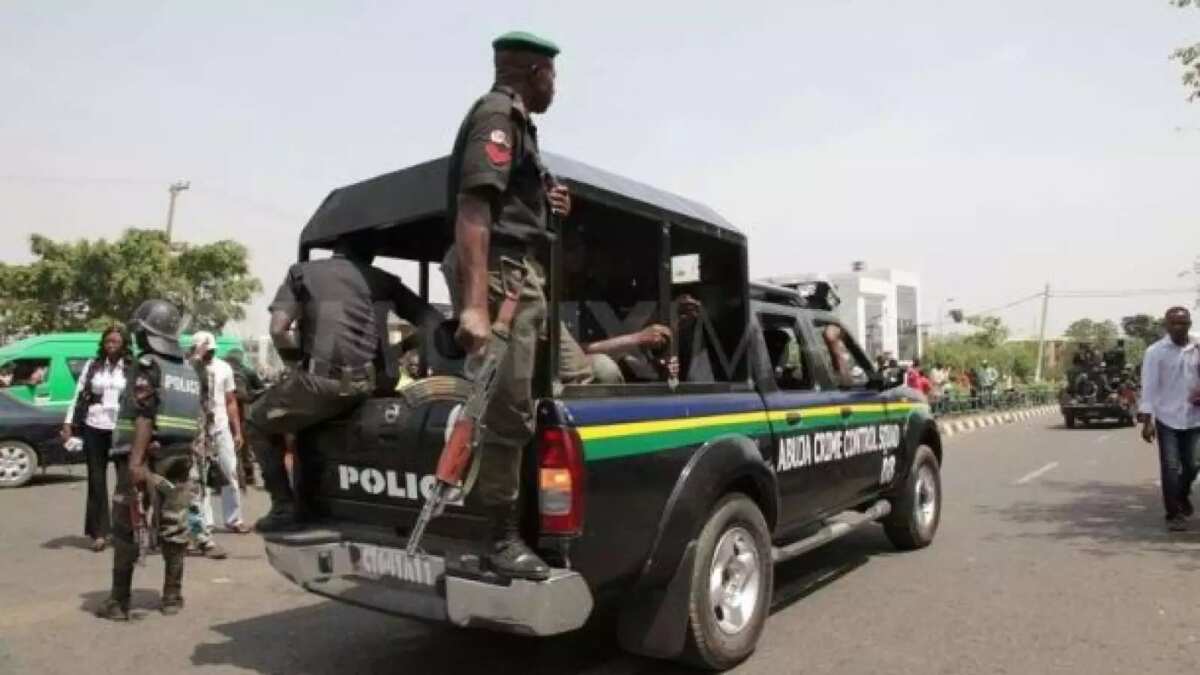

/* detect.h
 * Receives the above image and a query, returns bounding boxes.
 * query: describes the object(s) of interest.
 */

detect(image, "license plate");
[349,543,444,588]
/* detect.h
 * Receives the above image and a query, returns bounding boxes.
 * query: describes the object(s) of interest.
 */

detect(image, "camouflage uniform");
[104,352,205,617]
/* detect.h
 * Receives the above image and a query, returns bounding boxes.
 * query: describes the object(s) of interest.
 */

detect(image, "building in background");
[763,262,923,362]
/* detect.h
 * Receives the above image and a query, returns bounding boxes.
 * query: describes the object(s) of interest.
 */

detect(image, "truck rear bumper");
[264,532,593,637]
[1061,404,1131,419]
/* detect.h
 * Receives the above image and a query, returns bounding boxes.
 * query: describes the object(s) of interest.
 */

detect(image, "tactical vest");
[112,353,204,456]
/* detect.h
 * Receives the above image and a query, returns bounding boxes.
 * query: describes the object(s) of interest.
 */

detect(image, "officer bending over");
[100,300,204,620]
[250,231,442,532]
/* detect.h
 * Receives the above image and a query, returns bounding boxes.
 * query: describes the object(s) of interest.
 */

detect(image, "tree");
[964,315,1009,349]
[1172,0,1200,101]
[1063,318,1120,350]
[1121,313,1164,344]
[0,229,261,340]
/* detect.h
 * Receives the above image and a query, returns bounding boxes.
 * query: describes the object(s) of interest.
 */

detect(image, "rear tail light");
[537,426,586,536]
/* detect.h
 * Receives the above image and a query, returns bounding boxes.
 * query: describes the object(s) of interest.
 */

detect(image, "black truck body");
[264,154,943,670]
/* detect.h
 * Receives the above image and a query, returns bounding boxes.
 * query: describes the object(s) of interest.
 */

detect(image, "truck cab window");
[758,315,812,391]
[816,321,871,389]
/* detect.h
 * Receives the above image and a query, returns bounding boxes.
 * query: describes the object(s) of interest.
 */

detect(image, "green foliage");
[924,315,1050,385]
[0,229,261,340]
[1063,318,1119,350]
[1173,0,1200,102]
[1121,313,1163,344]
[964,315,1009,349]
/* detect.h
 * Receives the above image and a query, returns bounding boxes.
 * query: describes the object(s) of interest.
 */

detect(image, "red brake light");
[537,426,586,536]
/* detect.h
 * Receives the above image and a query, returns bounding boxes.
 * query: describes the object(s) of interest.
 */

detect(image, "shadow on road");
[1046,422,1135,432]
[982,479,1200,570]
[79,589,166,621]
[41,535,94,551]
[189,531,889,675]
[30,471,86,486]
[191,606,664,675]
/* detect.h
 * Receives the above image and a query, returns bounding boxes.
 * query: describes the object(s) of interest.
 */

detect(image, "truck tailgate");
[296,381,494,547]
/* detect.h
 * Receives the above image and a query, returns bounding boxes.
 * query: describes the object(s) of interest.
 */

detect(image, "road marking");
[1095,434,1110,443]
[1014,462,1059,485]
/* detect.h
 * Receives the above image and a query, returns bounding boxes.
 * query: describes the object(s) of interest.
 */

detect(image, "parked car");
[0,391,80,488]
[0,331,243,412]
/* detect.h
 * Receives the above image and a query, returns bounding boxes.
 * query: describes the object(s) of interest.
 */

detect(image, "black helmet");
[129,299,185,359]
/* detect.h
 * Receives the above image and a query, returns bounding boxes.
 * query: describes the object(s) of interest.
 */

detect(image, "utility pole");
[1034,283,1051,382]
[165,180,190,242]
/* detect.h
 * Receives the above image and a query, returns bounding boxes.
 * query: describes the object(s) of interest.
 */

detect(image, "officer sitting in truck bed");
[249,231,443,532]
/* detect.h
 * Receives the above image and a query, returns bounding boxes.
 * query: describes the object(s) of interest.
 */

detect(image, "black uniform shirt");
[127,355,162,421]
[112,354,163,456]
[270,256,431,374]
[447,85,548,250]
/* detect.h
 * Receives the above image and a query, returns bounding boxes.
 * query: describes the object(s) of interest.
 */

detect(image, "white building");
[762,264,923,362]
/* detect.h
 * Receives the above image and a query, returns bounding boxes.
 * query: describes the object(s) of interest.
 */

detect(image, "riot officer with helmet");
[99,300,207,620]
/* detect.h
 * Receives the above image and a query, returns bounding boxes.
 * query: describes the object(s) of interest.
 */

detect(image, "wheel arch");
[617,433,778,660]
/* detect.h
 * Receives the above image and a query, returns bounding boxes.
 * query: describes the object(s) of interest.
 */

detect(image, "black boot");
[255,501,303,533]
[255,440,303,533]
[161,542,185,615]
[487,504,550,581]
[99,569,132,621]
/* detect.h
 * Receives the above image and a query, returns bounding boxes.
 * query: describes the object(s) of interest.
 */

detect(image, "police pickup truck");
[264,155,943,670]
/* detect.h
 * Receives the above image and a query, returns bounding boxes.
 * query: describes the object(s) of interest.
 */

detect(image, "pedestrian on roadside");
[225,348,264,487]
[906,358,924,390]
[1138,306,1200,532]
[62,326,133,552]
[190,332,250,534]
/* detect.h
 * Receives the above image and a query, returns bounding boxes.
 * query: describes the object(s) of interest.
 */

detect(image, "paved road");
[3,418,1199,675]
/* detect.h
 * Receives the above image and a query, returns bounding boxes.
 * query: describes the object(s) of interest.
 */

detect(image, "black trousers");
[246,368,372,511]
[83,425,113,539]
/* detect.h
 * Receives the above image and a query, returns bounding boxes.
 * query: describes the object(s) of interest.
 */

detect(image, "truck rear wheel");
[682,494,773,671]
[883,446,941,551]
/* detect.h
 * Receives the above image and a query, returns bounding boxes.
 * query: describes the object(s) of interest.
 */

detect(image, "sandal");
[91,538,107,552]
[226,521,251,534]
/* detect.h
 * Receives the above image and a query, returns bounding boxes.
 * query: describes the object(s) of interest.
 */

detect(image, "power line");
[1051,287,1195,298]
[965,293,1044,316]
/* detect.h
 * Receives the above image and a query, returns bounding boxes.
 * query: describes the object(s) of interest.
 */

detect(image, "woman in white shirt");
[62,327,132,552]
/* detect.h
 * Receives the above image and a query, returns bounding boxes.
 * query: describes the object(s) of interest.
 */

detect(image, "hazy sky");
[2,1,1197,338]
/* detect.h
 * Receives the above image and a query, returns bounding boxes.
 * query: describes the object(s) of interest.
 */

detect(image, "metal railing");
[931,385,1057,417]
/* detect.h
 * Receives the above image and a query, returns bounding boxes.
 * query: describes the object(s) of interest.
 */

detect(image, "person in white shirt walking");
[1138,306,1200,531]
[190,332,249,535]
[62,326,132,552]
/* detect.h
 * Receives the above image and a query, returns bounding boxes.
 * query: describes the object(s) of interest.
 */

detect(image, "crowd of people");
[62,327,266,557]
[877,355,1008,410]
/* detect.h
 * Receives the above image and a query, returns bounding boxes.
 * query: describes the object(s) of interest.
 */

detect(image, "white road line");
[1095,434,1110,443]
[1014,462,1060,485]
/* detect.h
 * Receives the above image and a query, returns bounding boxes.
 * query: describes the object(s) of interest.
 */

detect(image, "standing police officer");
[440,31,570,580]
[99,300,204,620]
[249,232,441,532]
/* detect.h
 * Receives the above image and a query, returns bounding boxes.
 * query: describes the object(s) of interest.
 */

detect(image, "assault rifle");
[131,473,175,564]
[405,259,524,557]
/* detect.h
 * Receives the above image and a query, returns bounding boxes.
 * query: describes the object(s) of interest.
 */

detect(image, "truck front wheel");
[883,445,941,550]
[682,494,773,671]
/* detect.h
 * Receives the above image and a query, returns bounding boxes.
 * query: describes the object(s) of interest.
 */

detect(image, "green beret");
[492,31,559,58]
